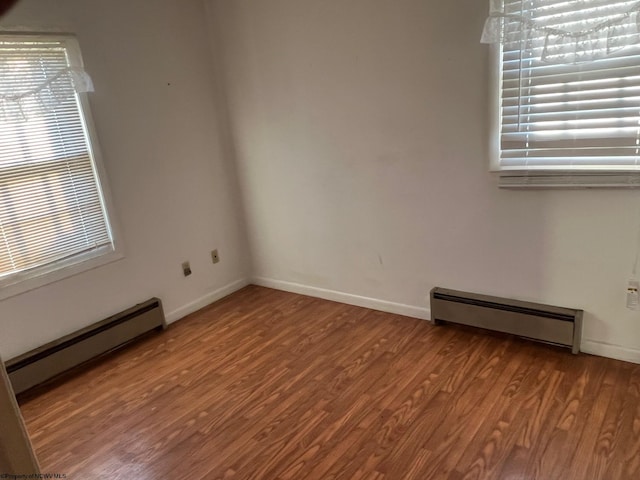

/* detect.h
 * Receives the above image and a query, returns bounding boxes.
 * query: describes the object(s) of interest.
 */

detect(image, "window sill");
[498,172,640,189]
[0,247,124,302]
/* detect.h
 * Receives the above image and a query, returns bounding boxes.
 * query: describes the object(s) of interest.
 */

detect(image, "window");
[0,34,119,298]
[487,1,640,187]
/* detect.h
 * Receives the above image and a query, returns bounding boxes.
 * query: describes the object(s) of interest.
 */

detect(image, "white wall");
[208,0,640,363]
[2,0,638,365]
[0,0,250,359]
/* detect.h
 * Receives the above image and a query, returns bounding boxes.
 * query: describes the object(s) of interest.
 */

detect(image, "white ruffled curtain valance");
[0,67,93,121]
[482,0,640,63]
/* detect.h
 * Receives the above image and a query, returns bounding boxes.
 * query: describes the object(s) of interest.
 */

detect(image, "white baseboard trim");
[165,278,250,324]
[251,277,431,321]
[580,340,640,364]
[167,277,639,365]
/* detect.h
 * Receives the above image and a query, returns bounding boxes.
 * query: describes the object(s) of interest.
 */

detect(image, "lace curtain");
[0,64,93,122]
[481,0,640,63]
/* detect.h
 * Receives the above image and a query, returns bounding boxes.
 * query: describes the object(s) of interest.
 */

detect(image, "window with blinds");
[497,0,640,179]
[0,35,116,292]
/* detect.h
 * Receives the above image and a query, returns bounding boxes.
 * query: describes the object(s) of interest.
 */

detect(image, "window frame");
[0,32,123,300]
[489,42,503,174]
[489,6,640,189]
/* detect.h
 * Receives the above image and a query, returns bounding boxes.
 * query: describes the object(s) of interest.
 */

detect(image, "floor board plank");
[18,285,640,479]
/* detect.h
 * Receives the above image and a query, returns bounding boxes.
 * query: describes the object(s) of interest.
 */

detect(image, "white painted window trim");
[0,33,124,301]
[488,15,640,189]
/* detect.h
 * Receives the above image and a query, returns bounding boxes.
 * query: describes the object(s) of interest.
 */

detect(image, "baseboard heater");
[5,298,166,395]
[430,288,583,354]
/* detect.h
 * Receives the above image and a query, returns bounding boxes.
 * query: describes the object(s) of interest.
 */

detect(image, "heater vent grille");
[5,298,166,394]
[430,288,582,354]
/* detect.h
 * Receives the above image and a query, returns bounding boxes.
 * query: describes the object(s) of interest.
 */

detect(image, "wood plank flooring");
[18,285,640,479]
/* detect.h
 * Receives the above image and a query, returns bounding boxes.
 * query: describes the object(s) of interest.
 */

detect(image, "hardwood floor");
[18,285,640,479]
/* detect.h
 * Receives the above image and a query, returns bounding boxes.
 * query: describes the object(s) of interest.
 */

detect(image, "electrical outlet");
[211,249,220,264]
[182,261,192,277]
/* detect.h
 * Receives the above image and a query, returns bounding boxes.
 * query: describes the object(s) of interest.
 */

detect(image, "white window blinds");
[498,0,640,171]
[0,36,114,285]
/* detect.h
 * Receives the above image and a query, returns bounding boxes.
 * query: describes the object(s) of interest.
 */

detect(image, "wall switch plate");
[211,249,220,264]
[182,261,192,277]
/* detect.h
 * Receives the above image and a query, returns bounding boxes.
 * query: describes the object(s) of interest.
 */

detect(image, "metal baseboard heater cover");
[430,288,583,354]
[5,298,166,395]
